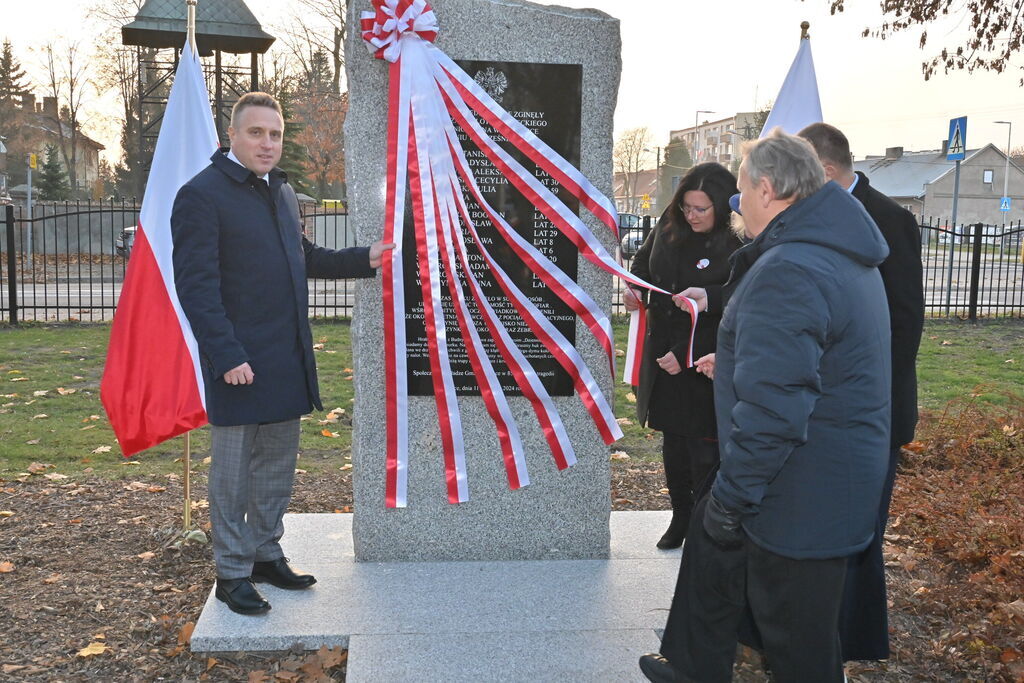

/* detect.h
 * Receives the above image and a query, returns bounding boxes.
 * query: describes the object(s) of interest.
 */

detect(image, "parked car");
[619,227,646,259]
[115,225,136,259]
[617,213,654,259]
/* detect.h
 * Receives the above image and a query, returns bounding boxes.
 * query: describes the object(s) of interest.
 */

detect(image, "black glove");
[702,492,745,549]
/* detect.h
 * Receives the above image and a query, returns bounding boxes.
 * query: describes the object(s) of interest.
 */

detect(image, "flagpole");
[181,0,198,535]
[801,21,810,40]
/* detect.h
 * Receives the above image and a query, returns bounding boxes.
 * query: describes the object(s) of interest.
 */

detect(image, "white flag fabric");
[101,38,217,456]
[760,37,823,137]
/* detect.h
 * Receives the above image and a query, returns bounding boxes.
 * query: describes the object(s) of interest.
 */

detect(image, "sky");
[4,0,1022,166]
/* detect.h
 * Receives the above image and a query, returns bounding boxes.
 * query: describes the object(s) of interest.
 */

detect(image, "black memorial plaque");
[404,60,583,396]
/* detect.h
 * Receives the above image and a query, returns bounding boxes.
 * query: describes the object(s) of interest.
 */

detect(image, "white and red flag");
[101,38,216,456]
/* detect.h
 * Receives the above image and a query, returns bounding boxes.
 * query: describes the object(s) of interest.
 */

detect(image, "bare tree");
[274,0,347,95]
[41,41,93,195]
[614,126,653,214]
[298,0,347,94]
[812,0,1024,84]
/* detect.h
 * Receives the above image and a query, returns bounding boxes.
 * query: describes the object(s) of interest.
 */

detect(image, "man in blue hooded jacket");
[640,129,891,683]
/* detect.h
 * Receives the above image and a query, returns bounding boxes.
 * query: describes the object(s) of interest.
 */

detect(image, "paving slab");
[344,630,661,683]
[191,511,679,681]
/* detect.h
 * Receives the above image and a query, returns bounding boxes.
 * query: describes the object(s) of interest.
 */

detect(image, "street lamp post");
[644,145,661,213]
[995,120,1012,207]
[694,110,713,164]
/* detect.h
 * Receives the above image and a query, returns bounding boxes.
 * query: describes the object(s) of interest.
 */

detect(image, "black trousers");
[662,433,718,515]
[660,495,848,683]
[838,444,901,660]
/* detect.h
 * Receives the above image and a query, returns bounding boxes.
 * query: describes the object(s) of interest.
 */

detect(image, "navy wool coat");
[713,182,892,560]
[171,151,374,426]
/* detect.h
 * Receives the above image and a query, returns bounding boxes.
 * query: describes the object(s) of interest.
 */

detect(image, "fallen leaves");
[0,511,13,517]
[27,462,54,474]
[610,451,630,461]
[321,429,340,438]
[31,413,48,420]
[0,561,15,573]
[625,392,637,404]
[91,445,112,454]
[76,642,109,657]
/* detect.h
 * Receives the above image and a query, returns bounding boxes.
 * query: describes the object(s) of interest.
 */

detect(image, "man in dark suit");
[172,92,392,615]
[799,122,925,660]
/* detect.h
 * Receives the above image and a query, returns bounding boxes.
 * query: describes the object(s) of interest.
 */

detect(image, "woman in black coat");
[625,163,741,549]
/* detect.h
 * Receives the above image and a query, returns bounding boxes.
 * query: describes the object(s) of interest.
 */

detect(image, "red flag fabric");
[101,39,217,456]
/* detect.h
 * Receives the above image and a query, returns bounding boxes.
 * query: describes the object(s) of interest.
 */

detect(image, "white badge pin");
[696,258,710,270]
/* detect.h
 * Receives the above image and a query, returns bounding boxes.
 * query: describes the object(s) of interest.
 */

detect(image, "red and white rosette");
[361,0,681,508]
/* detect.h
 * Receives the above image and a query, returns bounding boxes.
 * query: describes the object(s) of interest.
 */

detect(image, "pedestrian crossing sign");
[947,117,967,161]
[1001,196,1011,212]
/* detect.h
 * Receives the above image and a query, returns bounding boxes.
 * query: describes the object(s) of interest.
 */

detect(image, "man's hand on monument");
[702,492,744,549]
[674,287,708,313]
[369,240,396,268]
[224,363,254,385]
[656,351,682,375]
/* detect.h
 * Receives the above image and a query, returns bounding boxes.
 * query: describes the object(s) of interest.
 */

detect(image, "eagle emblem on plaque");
[473,67,509,104]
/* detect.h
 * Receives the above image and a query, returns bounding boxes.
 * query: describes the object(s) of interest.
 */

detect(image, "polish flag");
[101,38,216,456]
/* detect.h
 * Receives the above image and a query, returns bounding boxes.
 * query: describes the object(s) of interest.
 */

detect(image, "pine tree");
[277,90,313,197]
[302,48,334,95]
[37,144,71,201]
[0,40,30,106]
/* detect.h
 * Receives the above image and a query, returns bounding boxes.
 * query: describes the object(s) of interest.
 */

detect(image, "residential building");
[613,167,658,216]
[854,143,1024,226]
[668,112,761,168]
[8,93,105,199]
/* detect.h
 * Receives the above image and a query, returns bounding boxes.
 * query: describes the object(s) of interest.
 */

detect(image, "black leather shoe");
[215,578,271,615]
[657,514,689,550]
[251,557,317,590]
[639,653,687,683]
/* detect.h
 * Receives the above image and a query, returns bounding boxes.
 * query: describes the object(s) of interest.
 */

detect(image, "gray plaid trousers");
[208,419,301,579]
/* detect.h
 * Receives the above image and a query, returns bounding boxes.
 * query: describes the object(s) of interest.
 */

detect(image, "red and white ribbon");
[362,0,670,508]
[674,296,700,368]
[622,302,646,387]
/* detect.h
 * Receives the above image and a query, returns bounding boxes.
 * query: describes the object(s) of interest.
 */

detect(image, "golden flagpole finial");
[801,21,810,40]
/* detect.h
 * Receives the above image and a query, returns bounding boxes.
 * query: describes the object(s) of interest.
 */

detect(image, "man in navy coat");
[640,130,891,682]
[171,92,392,615]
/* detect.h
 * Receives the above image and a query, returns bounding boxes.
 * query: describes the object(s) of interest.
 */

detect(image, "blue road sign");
[1001,196,1011,212]
[947,117,967,161]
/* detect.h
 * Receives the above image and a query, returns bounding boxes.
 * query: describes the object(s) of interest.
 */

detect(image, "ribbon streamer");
[361,0,672,507]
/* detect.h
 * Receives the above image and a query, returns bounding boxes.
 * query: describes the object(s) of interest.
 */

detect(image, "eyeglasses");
[679,203,712,217]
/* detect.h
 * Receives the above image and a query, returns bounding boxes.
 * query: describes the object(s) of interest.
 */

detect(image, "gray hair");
[742,128,825,202]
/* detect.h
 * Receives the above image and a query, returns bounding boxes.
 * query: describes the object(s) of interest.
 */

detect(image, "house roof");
[613,168,658,197]
[853,146,1000,199]
[122,0,275,54]
[28,116,104,152]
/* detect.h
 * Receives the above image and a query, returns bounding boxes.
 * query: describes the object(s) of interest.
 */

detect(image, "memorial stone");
[346,0,621,562]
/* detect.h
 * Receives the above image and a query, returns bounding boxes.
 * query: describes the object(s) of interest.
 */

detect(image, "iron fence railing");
[3,202,1023,324]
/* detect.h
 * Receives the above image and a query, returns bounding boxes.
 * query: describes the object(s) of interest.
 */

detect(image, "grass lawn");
[0,317,1020,477]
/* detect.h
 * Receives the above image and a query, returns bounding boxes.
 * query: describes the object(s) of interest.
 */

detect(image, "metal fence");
[1,200,356,323]
[3,201,1023,324]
